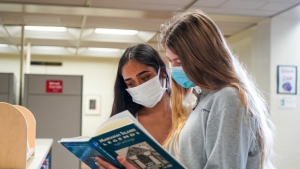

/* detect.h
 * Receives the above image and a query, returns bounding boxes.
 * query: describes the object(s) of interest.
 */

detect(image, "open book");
[58,110,186,169]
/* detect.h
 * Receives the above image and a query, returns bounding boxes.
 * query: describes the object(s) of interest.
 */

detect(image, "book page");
[94,110,163,151]
[60,136,91,142]
[94,117,133,136]
[94,110,149,136]
[93,110,134,135]
[115,111,161,145]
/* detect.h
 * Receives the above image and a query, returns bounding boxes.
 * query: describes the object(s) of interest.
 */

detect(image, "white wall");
[227,19,271,103]
[0,54,21,103]
[228,6,300,168]
[270,7,300,169]
[0,54,119,137]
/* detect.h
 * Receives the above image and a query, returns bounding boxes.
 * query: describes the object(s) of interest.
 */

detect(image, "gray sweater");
[167,87,261,169]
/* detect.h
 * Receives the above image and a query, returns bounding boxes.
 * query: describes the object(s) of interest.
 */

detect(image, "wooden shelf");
[0,102,52,169]
[27,139,53,169]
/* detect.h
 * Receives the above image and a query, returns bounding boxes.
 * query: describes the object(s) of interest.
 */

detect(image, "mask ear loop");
[159,67,171,97]
[158,67,168,90]
[163,76,167,89]
[161,67,171,96]
[165,75,171,96]
[162,68,169,91]
[158,67,165,89]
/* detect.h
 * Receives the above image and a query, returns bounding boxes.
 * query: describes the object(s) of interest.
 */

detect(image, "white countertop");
[27,138,53,169]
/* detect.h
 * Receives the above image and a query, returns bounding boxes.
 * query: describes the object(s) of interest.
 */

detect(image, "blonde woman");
[160,9,276,169]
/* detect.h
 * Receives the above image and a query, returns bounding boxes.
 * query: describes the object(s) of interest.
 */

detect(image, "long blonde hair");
[162,78,192,163]
[160,9,275,169]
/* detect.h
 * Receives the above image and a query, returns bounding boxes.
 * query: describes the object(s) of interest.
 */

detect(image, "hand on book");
[59,111,186,169]
[95,156,136,169]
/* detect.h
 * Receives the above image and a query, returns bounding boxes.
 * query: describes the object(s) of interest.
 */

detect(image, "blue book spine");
[89,139,125,169]
[60,141,103,169]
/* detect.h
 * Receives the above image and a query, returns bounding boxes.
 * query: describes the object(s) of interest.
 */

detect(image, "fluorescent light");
[25,26,67,32]
[88,47,121,52]
[95,28,138,35]
[0,44,8,47]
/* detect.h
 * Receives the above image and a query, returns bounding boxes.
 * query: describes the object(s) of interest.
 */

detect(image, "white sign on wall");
[277,66,297,94]
[279,95,296,109]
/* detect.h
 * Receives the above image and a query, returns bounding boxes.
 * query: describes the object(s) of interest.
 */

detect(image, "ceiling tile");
[91,0,193,11]
[30,46,76,55]
[196,7,277,16]
[268,0,300,2]
[79,41,133,49]
[221,1,267,10]
[0,0,87,6]
[0,12,25,24]
[259,2,298,11]
[23,15,60,24]
[86,16,165,32]
[0,12,83,27]
[0,25,7,35]
[28,39,78,47]
[193,0,228,8]
[0,37,14,44]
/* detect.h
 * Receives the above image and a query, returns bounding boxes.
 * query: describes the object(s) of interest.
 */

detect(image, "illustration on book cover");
[116,142,172,169]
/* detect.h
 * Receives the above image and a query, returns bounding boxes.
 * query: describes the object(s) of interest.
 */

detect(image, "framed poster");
[85,95,101,115]
[277,66,297,94]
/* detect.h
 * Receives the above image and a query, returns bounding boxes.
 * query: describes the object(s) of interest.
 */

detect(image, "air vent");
[31,61,62,66]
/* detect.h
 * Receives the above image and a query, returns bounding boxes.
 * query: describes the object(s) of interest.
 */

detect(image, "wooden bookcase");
[0,102,40,169]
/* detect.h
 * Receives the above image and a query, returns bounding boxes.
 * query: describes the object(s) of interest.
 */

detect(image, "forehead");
[121,60,156,78]
[165,47,179,59]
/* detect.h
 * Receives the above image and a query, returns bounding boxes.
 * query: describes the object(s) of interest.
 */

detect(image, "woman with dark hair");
[111,44,170,121]
[95,44,174,169]
[110,43,172,145]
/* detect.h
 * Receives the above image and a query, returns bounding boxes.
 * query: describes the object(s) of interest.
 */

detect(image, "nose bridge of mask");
[171,66,183,72]
[127,68,161,91]
[171,66,196,88]
[126,67,166,108]
[171,66,186,79]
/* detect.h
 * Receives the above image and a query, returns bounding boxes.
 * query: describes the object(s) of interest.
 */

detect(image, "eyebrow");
[166,56,180,62]
[124,70,150,81]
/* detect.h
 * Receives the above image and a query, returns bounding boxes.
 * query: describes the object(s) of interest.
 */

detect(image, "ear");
[160,68,168,78]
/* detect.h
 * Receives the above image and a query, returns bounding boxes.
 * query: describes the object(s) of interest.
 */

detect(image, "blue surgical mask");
[171,66,196,88]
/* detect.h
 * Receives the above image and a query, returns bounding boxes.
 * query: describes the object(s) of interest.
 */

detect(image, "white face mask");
[126,69,166,108]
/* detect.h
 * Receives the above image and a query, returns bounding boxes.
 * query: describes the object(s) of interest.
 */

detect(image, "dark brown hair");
[111,44,170,117]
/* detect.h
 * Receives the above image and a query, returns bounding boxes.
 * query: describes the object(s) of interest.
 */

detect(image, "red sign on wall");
[46,80,63,93]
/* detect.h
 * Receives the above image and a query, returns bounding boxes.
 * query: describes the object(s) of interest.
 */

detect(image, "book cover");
[59,110,186,169]
[59,141,114,169]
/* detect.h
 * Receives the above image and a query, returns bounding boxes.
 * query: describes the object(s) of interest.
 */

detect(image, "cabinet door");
[24,74,82,169]
[28,95,81,169]
[0,94,8,102]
